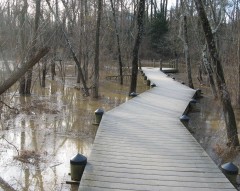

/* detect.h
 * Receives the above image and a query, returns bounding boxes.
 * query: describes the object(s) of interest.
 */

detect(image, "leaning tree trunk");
[92,0,103,98]
[110,0,123,85]
[0,48,49,95]
[0,176,16,191]
[194,0,239,147]
[129,0,145,95]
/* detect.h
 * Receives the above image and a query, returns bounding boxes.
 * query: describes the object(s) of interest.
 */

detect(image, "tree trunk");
[183,15,194,89]
[238,37,240,107]
[92,0,103,98]
[77,0,84,84]
[51,60,56,80]
[51,0,59,81]
[25,69,32,94]
[42,61,47,87]
[77,68,81,83]
[202,43,218,98]
[20,0,41,95]
[0,48,49,95]
[194,0,239,147]
[110,0,123,85]
[19,0,28,95]
[84,0,89,81]
[150,0,153,22]
[129,0,145,94]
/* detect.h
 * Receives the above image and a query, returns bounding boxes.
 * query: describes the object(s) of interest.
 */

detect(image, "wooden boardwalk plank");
[79,68,236,190]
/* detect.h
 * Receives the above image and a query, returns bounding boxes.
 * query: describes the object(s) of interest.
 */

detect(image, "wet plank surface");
[79,68,236,191]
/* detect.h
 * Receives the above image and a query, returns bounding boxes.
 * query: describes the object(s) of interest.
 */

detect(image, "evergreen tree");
[148,12,168,52]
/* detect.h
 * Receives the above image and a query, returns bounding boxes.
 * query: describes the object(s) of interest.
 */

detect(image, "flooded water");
[0,65,149,191]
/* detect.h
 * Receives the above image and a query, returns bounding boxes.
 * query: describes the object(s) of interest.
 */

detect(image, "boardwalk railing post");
[147,79,151,86]
[180,115,190,128]
[70,153,87,181]
[150,83,156,87]
[221,162,238,175]
[194,89,203,99]
[94,108,104,125]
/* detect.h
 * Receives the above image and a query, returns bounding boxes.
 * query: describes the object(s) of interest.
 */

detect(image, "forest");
[0,0,239,101]
[0,0,240,190]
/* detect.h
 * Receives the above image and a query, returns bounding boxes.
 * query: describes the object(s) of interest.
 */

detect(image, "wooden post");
[147,79,151,86]
[175,58,179,70]
[159,59,162,71]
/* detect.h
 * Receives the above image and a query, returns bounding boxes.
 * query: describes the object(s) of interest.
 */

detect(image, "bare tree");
[194,0,239,147]
[129,0,145,94]
[110,0,124,85]
[19,0,29,95]
[183,14,193,89]
[92,0,103,98]
[51,0,59,81]
[179,0,194,89]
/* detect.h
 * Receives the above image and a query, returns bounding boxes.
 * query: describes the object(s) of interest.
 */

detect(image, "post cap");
[70,153,87,165]
[150,83,156,87]
[129,92,138,97]
[221,162,238,175]
[180,115,190,122]
[190,99,197,104]
[95,108,104,115]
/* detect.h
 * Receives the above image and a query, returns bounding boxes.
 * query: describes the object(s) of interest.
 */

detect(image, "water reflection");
[0,72,147,191]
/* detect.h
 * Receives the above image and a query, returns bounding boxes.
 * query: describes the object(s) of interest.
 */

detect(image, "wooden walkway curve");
[79,67,236,191]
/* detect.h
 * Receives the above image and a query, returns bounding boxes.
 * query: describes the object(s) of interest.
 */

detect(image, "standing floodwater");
[0,69,148,191]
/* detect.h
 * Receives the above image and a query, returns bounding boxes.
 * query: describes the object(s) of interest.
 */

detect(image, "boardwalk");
[79,68,236,191]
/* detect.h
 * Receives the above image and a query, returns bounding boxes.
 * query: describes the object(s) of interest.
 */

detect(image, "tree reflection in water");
[0,73,147,191]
